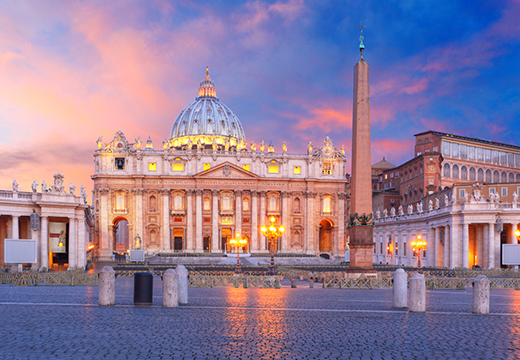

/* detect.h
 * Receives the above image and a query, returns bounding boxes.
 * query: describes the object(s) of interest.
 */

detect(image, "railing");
[189,274,280,288]
[0,271,99,286]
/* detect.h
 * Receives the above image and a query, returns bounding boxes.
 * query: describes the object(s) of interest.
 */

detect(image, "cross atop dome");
[197,67,218,100]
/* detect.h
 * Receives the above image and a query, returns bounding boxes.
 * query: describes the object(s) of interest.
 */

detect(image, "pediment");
[194,162,260,179]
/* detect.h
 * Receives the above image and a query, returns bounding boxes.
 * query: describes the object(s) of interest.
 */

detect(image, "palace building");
[92,69,348,261]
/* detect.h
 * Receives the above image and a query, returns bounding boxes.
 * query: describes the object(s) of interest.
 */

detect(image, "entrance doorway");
[114,218,129,252]
[319,219,333,253]
[172,228,184,251]
[221,228,232,251]
[203,236,211,252]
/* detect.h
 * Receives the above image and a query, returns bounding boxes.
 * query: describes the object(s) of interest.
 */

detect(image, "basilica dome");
[169,69,246,149]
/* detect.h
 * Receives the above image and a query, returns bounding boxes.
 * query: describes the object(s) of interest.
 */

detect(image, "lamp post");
[261,216,285,275]
[229,232,248,274]
[411,235,427,271]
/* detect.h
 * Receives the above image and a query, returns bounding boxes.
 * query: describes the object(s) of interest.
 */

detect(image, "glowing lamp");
[261,226,267,233]
[515,229,520,238]
[270,216,276,222]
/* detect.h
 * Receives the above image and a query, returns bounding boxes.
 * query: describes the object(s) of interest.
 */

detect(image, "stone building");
[0,174,90,270]
[92,70,348,261]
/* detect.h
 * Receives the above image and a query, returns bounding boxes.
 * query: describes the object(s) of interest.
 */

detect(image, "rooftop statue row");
[11,173,88,204]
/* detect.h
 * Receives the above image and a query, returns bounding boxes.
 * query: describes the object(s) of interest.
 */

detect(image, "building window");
[468,146,475,160]
[425,138,429,143]
[461,166,468,180]
[478,168,484,182]
[322,197,331,214]
[459,189,466,199]
[149,196,157,211]
[115,158,125,170]
[516,154,520,167]
[323,163,332,175]
[517,174,520,182]
[173,195,183,211]
[486,169,492,182]
[508,153,515,166]
[243,164,250,171]
[442,142,450,156]
[484,149,491,162]
[477,147,483,161]
[469,167,476,181]
[404,242,407,256]
[173,163,184,171]
[443,163,450,177]
[501,172,507,183]
[269,197,277,211]
[222,195,232,211]
[293,198,301,213]
[494,170,500,183]
[148,162,157,171]
[116,195,125,210]
[509,173,515,183]
[268,165,279,173]
[243,197,250,212]
[452,164,459,179]
[489,188,496,195]
[460,145,467,159]
[418,140,422,145]
[452,143,459,157]
[293,166,301,174]
[493,150,500,163]
[203,196,211,211]
[429,179,434,185]
[203,163,211,171]
[502,188,508,197]
[501,152,507,164]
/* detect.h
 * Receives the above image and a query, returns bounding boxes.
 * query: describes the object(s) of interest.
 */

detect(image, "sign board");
[49,222,67,253]
[130,250,145,262]
[4,239,37,264]
[502,244,520,265]
[30,213,40,231]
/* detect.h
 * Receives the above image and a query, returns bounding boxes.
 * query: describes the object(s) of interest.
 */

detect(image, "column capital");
[251,190,259,197]
[99,188,110,195]
[281,191,289,197]
[260,190,267,197]
[338,192,348,200]
[158,189,170,195]
[186,189,195,195]
[212,189,220,196]
[195,189,203,196]
[234,190,243,196]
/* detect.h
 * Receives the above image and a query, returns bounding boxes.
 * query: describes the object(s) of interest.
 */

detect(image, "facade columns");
[211,190,219,252]
[428,227,435,267]
[281,191,288,251]
[444,225,450,268]
[186,190,194,251]
[77,213,86,268]
[260,191,266,251]
[251,191,258,252]
[162,190,170,251]
[235,190,242,236]
[462,223,469,268]
[306,192,315,254]
[99,188,111,259]
[68,217,76,269]
[12,216,19,239]
[195,190,203,252]
[434,227,441,267]
[487,223,494,269]
[450,222,460,268]
[40,216,49,269]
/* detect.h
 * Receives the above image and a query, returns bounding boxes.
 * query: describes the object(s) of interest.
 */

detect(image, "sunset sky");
[1,0,519,200]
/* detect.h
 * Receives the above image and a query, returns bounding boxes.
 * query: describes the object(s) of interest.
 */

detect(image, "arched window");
[486,169,492,182]
[174,195,183,210]
[116,195,125,210]
[323,197,331,213]
[517,173,520,182]
[469,167,476,181]
[149,196,157,211]
[294,198,301,213]
[222,195,232,211]
[444,163,450,177]
[269,197,277,211]
[494,170,500,183]
[478,168,484,182]
[509,173,514,183]
[243,197,250,212]
[461,166,467,180]
[452,164,459,179]
[203,196,211,211]
[501,172,507,183]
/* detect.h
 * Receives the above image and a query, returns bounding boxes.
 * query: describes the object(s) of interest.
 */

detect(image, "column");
[186,190,194,252]
[435,227,440,267]
[162,190,170,251]
[444,225,450,268]
[77,212,86,268]
[31,217,39,270]
[494,227,501,268]
[428,227,435,267]
[487,223,494,269]
[462,223,469,268]
[235,190,242,236]
[251,191,258,252]
[211,190,219,252]
[12,216,19,239]
[100,188,111,260]
[68,217,76,269]
[40,216,49,269]
[450,222,460,268]
[306,192,315,254]
[512,223,518,270]
[337,193,346,258]
[405,230,412,266]
[195,189,203,252]
[281,191,288,251]
[260,191,266,251]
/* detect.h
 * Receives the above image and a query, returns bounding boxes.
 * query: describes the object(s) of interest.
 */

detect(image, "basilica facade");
[92,70,348,260]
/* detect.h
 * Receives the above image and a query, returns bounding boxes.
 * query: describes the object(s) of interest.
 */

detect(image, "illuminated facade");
[92,70,348,260]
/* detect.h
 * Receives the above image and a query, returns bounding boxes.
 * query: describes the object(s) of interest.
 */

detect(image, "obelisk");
[349,23,374,268]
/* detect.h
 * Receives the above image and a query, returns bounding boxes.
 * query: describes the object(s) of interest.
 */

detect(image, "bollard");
[291,279,297,288]
[409,273,426,312]
[176,264,188,305]
[393,269,408,308]
[309,279,314,288]
[472,275,490,314]
[162,269,178,308]
[99,266,116,306]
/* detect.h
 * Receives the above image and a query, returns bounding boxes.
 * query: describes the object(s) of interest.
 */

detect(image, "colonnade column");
[444,225,450,268]
[77,212,86,268]
[281,191,288,252]
[512,223,518,270]
[494,226,501,268]
[162,190,170,251]
[428,227,435,267]
[259,191,266,251]
[211,190,219,252]
[487,223,494,269]
[251,191,258,252]
[306,191,315,254]
[40,216,49,269]
[450,222,460,268]
[235,190,242,237]
[435,227,440,267]
[31,219,39,270]
[12,216,19,239]
[100,188,111,259]
[462,223,469,268]
[68,217,76,269]
[195,190,203,252]
[186,190,194,251]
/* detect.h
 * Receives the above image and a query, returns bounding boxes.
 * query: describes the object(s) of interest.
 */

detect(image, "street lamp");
[261,216,285,275]
[515,229,520,241]
[229,232,248,274]
[411,235,427,270]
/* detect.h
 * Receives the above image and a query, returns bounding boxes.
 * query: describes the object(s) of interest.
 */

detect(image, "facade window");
[149,162,157,171]
[322,197,331,213]
[429,179,434,185]
[425,138,429,143]
[222,195,232,211]
[502,188,508,197]
[516,154,520,167]
[269,197,277,211]
[508,153,515,166]
[477,168,484,182]
[494,170,500,183]
[517,174,520,182]
[452,164,459,179]
[116,195,125,210]
[418,140,422,145]
[173,163,184,171]
[173,195,183,211]
[485,149,492,162]
[243,197,250,212]
[203,163,211,171]
[452,143,459,157]
[203,196,211,211]
[417,152,421,156]
[323,163,332,175]
[268,165,279,173]
[459,189,466,199]
[115,158,125,170]
[461,166,468,180]
[501,152,507,164]
[493,150,500,163]
[468,146,475,160]
[469,167,476,181]
[294,198,301,213]
[501,172,507,183]
[460,145,467,159]
[442,142,450,156]
[404,242,407,256]
[242,164,250,171]
[477,147,483,161]
[443,163,450,177]
[293,166,301,175]
[149,196,157,211]
[486,169,492,182]
[489,188,496,195]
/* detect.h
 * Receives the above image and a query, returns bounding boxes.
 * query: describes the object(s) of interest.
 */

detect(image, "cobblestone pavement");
[1,278,520,360]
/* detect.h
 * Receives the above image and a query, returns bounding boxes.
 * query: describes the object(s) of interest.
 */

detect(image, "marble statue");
[444,194,450,207]
[134,234,142,250]
[41,180,47,192]
[494,193,501,203]
[341,145,345,155]
[12,180,19,192]
[96,136,103,149]
[80,185,87,204]
[250,141,256,152]
[135,137,142,149]
[260,141,265,153]
[383,208,388,217]
[197,139,202,150]
[435,198,440,209]
[473,183,483,202]
[52,173,65,193]
[212,138,217,151]
[390,207,396,216]
[31,181,38,193]
[407,204,413,215]
[69,183,76,196]
[428,200,433,211]
[187,138,193,150]
[513,191,518,204]
[308,142,313,154]
[417,202,423,213]
[398,205,404,216]
[375,209,381,219]
[282,142,287,153]
[464,192,471,203]
[225,138,230,152]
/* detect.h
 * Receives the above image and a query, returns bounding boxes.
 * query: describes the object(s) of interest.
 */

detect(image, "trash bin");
[134,272,153,306]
